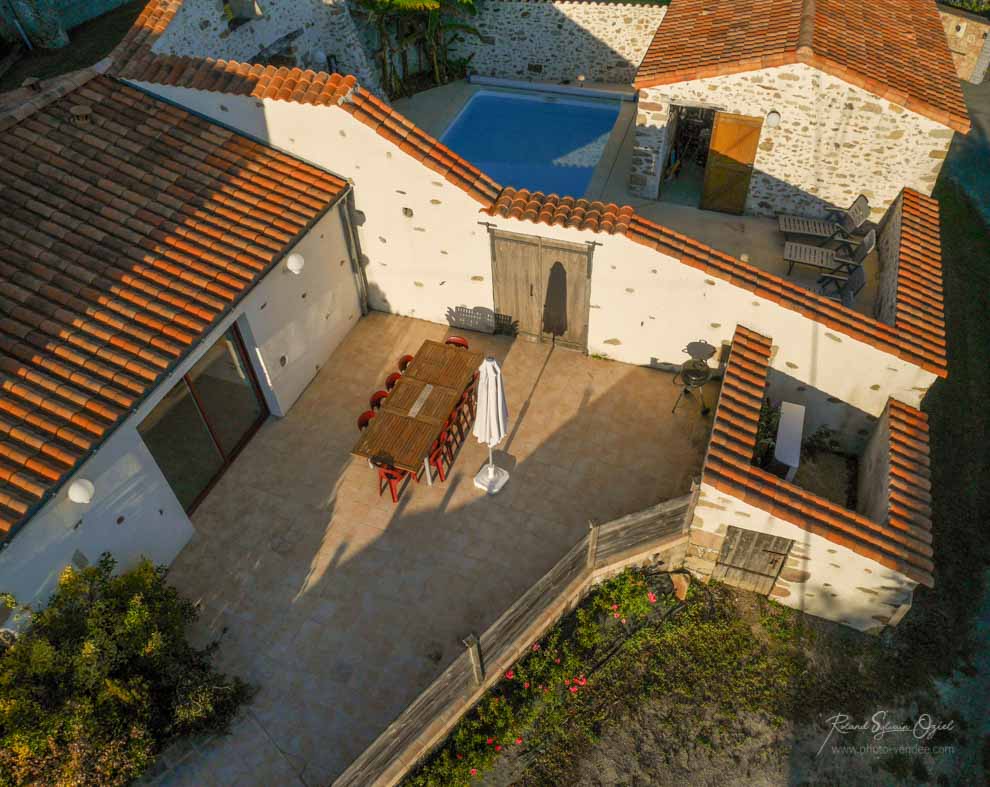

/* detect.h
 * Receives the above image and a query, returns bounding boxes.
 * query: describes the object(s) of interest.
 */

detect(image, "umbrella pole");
[488,445,495,479]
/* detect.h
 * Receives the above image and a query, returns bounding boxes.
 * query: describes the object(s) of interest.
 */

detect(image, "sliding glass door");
[139,326,268,511]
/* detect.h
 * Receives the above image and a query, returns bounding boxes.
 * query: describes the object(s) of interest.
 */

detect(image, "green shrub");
[0,555,252,786]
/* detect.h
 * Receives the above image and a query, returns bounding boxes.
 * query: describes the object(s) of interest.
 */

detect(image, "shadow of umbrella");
[542,261,568,339]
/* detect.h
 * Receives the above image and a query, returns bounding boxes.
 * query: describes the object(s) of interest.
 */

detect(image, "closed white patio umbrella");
[473,356,510,494]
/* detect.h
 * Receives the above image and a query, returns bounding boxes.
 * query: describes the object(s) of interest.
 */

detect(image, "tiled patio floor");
[154,313,717,785]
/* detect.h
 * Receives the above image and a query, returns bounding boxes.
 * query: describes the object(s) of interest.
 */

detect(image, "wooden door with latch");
[711,526,794,595]
[490,230,592,350]
[700,112,763,215]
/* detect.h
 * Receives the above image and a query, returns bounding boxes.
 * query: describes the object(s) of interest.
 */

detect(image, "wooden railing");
[333,491,697,787]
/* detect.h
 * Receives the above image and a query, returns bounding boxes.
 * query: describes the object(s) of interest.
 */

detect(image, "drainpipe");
[340,183,370,315]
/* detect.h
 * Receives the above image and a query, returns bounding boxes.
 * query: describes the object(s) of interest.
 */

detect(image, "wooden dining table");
[352,340,484,484]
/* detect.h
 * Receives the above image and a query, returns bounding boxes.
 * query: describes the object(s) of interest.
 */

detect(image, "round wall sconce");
[577,74,586,87]
[68,479,95,505]
[286,253,305,275]
[766,110,782,128]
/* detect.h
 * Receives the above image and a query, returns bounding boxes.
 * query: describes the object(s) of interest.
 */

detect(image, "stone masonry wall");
[686,482,917,632]
[632,64,955,219]
[452,1,667,84]
[856,403,891,527]
[151,0,384,96]
[874,192,904,326]
[939,4,990,84]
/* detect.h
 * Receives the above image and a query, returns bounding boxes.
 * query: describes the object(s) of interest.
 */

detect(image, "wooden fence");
[333,490,697,787]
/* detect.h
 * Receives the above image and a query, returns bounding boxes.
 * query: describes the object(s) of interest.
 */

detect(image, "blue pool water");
[440,90,622,196]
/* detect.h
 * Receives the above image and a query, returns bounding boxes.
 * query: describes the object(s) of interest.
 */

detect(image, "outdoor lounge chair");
[783,229,876,276]
[816,265,867,309]
[777,195,870,242]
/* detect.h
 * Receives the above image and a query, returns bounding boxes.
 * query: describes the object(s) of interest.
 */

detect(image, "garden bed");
[404,569,816,785]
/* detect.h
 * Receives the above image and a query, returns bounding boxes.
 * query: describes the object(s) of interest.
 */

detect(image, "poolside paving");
[150,313,716,785]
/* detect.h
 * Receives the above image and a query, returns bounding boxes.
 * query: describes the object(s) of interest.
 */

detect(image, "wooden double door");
[711,526,794,595]
[700,112,764,215]
[490,230,593,351]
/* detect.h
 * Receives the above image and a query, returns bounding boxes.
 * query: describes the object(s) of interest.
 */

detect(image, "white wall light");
[286,253,305,275]
[766,110,782,128]
[68,479,95,505]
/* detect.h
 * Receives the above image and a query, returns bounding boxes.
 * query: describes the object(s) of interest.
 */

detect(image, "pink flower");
[569,685,579,693]
[457,753,463,759]
[621,618,627,624]
[648,592,657,604]
[495,744,502,751]
[523,682,530,689]
[532,643,540,651]
[577,676,587,686]
[554,657,560,664]
[486,737,494,745]
[613,612,620,619]
[505,670,514,679]
[470,768,478,775]
[564,678,570,685]
[611,604,619,610]
[515,737,523,745]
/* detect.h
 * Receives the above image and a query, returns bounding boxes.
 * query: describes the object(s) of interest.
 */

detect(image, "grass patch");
[0,1,146,93]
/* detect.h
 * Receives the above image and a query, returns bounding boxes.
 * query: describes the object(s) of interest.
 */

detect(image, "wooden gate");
[490,230,592,351]
[700,112,763,215]
[711,526,793,595]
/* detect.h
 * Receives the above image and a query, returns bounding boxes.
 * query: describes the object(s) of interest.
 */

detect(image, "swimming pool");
[440,89,622,196]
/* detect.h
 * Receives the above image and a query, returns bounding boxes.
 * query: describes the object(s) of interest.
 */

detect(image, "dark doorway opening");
[138,325,268,512]
[659,105,716,206]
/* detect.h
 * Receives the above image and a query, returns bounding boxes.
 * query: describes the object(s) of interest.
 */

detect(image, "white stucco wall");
[238,206,364,416]
[0,203,360,625]
[688,482,917,632]
[151,0,384,96]
[129,79,938,419]
[0,425,195,630]
[452,1,667,84]
[128,81,497,331]
[632,64,955,218]
[578,222,937,417]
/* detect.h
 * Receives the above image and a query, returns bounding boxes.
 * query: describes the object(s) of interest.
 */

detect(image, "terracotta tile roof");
[110,0,182,71]
[892,190,946,370]
[634,0,971,134]
[703,326,935,587]
[0,75,347,539]
[488,189,635,233]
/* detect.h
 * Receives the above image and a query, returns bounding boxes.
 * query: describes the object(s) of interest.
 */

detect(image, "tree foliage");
[352,0,480,98]
[0,555,251,786]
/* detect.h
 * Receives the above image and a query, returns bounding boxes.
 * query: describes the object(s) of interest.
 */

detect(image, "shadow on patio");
[158,312,717,785]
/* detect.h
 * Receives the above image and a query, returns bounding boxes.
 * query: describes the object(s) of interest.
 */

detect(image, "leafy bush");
[753,398,781,468]
[0,555,251,786]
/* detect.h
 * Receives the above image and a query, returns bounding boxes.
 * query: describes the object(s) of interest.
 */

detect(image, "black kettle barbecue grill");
[671,340,716,415]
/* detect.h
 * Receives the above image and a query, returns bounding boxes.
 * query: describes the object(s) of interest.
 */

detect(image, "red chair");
[357,410,376,431]
[374,460,411,504]
[370,390,389,410]
[398,354,414,372]
[456,390,474,432]
[428,432,453,482]
[385,372,402,391]
[445,336,469,349]
[444,412,463,446]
